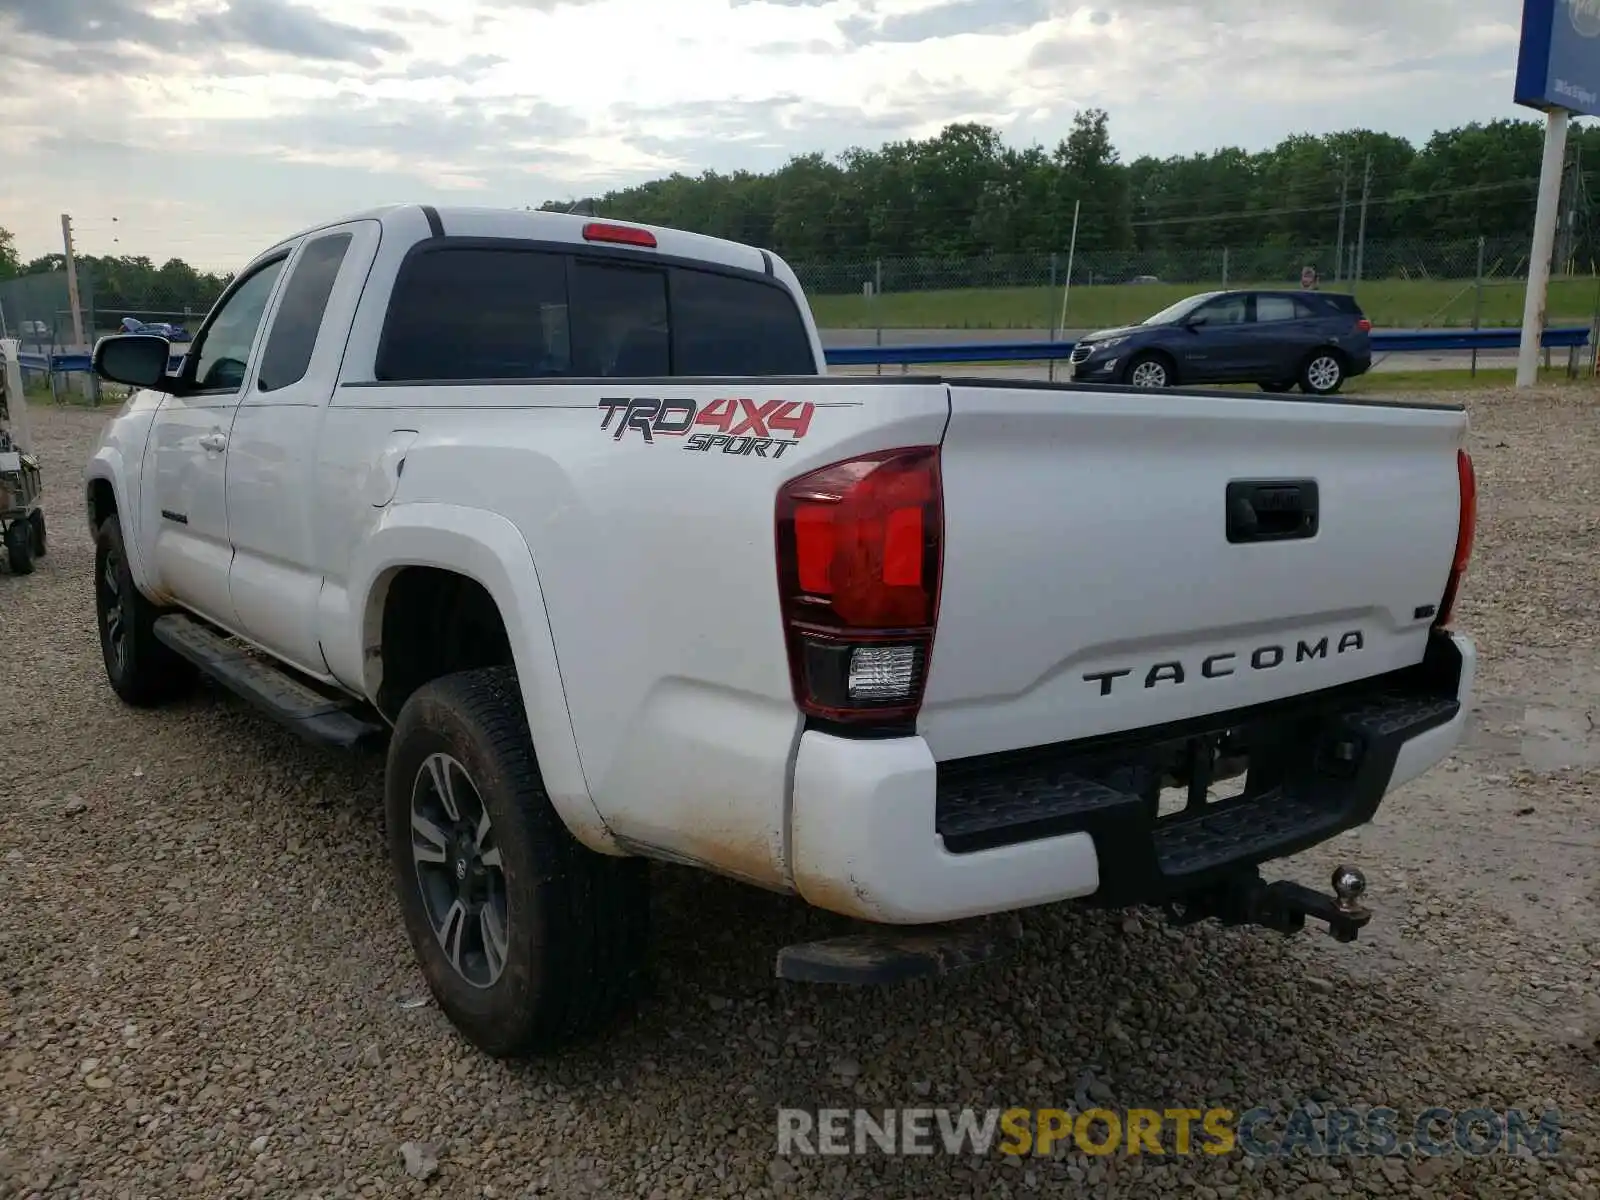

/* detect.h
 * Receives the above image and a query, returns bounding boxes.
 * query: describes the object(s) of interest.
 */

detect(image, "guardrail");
[16,325,1594,378]
[16,351,185,375]
[821,325,1594,367]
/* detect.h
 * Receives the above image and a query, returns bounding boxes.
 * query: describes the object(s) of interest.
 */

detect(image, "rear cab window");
[374,241,816,382]
[377,247,573,382]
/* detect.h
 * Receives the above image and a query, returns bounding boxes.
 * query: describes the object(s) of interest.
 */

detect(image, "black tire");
[29,510,46,558]
[93,515,196,706]
[4,521,33,575]
[385,666,650,1058]
[1123,352,1174,389]
[1299,349,1346,395]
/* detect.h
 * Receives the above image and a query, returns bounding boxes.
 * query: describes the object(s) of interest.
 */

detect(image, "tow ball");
[1163,864,1372,943]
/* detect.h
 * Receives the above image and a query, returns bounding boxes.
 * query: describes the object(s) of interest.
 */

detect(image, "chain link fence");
[3,234,1594,347]
[0,271,96,349]
[790,236,1547,298]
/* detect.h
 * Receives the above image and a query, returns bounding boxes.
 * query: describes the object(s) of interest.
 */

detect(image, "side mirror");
[92,333,177,392]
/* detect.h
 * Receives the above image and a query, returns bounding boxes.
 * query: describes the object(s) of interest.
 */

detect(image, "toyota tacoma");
[82,205,1478,1057]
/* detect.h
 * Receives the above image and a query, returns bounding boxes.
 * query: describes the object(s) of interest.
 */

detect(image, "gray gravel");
[2,390,1598,1199]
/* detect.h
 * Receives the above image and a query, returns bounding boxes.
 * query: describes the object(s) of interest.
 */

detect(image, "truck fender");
[348,502,619,856]
[83,448,164,603]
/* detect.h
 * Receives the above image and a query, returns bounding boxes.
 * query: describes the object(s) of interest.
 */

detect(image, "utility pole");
[1555,142,1582,277]
[1335,157,1350,284]
[1354,154,1373,286]
[61,213,85,348]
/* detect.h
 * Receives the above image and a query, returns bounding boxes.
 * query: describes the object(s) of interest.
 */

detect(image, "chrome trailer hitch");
[1164,865,1372,943]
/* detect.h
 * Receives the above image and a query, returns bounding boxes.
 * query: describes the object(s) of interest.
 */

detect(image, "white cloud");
[0,0,1545,266]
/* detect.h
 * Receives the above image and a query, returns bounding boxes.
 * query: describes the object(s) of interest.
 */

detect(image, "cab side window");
[189,257,288,392]
[258,234,353,392]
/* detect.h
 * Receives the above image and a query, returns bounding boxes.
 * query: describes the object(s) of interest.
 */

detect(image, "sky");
[0,0,1549,268]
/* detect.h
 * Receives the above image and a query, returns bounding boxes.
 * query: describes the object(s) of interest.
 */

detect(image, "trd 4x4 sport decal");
[598,397,814,458]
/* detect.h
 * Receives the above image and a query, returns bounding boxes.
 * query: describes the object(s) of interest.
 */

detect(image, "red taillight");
[1357,318,1373,333]
[582,221,657,248]
[775,447,943,724]
[1436,449,1476,627]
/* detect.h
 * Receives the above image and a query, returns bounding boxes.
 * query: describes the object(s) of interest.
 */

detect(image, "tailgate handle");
[1226,479,1318,543]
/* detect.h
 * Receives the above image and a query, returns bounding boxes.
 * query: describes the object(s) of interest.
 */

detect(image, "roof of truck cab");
[259,203,773,278]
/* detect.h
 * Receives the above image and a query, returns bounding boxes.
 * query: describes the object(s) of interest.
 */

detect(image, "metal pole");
[1518,108,1572,388]
[1471,235,1485,378]
[61,213,85,348]
[1335,157,1349,284]
[1221,247,1229,287]
[1589,268,1600,377]
[1354,154,1372,286]
[874,258,883,377]
[1055,199,1082,344]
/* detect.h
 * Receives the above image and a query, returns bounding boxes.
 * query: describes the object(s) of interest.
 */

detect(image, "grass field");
[807,276,1600,331]
[1342,366,1582,392]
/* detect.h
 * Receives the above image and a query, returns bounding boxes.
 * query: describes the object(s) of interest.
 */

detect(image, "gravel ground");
[2,389,1598,1200]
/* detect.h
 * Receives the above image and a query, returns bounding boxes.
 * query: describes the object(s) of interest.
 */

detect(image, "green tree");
[0,227,19,280]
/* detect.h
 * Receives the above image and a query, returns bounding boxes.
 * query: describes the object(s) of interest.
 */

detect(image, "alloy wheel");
[409,752,510,988]
[1307,355,1342,392]
[1130,360,1168,387]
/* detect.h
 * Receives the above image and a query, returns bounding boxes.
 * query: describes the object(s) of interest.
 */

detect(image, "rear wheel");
[1300,350,1346,396]
[1124,353,1173,388]
[93,515,195,706]
[4,521,33,575]
[385,666,650,1058]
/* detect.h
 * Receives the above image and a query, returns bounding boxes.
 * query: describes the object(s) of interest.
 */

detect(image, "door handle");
[1226,479,1319,543]
[198,431,228,453]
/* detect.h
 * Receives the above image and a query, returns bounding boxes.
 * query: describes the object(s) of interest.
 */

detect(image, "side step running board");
[153,614,387,750]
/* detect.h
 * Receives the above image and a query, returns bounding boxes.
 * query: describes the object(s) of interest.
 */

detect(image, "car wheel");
[385,665,651,1059]
[94,515,196,706]
[1124,353,1172,388]
[4,521,33,575]
[29,510,46,558]
[1300,351,1346,396]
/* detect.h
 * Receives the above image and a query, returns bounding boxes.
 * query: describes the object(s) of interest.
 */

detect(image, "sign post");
[1514,0,1600,387]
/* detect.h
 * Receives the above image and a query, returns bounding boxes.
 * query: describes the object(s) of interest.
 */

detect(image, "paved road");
[818,327,1531,374]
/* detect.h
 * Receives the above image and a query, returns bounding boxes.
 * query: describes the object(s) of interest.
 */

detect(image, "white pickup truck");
[83,205,1478,1058]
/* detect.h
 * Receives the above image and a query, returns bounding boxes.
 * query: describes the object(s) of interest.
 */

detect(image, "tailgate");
[919,383,1469,762]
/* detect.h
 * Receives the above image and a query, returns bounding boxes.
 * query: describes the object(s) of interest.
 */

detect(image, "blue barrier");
[822,325,1593,367]
[17,351,187,374]
[18,325,1591,377]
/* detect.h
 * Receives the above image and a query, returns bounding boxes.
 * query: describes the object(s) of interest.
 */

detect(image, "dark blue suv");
[1068,289,1373,395]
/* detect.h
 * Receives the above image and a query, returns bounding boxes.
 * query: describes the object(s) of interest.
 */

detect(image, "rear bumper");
[790,630,1474,925]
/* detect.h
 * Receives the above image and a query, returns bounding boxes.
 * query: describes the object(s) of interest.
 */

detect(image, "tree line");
[544,111,1597,265]
[2,109,1594,319]
[0,240,236,324]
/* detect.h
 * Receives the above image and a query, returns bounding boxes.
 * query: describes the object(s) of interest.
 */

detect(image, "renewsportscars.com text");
[776,1106,1564,1159]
